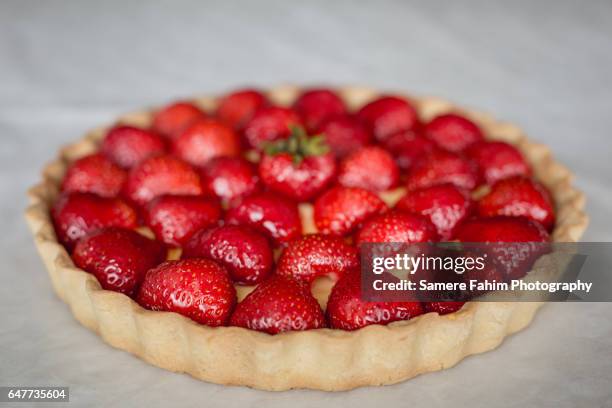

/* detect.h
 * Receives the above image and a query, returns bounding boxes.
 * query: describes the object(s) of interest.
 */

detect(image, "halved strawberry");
[314,186,387,236]
[72,227,166,296]
[101,125,166,169]
[152,101,206,140]
[356,95,419,142]
[183,225,273,285]
[476,176,555,230]
[355,211,439,245]
[216,89,268,130]
[123,155,203,207]
[276,234,359,284]
[137,258,236,326]
[293,89,347,132]
[337,146,399,192]
[61,153,127,197]
[145,195,221,247]
[200,157,260,203]
[172,119,240,167]
[424,302,465,315]
[383,130,435,170]
[52,192,138,249]
[466,141,531,185]
[327,271,424,330]
[405,150,480,191]
[229,274,325,334]
[318,115,371,158]
[243,106,301,149]
[424,113,483,152]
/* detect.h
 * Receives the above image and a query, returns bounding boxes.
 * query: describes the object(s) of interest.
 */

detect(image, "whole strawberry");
[405,150,480,191]
[52,192,138,249]
[476,176,555,230]
[327,271,424,330]
[152,101,206,140]
[383,130,435,170]
[424,302,465,315]
[225,192,302,245]
[355,211,439,245]
[183,225,273,285]
[424,113,483,152]
[357,95,419,142]
[173,119,240,167]
[466,141,531,185]
[72,227,166,296]
[137,258,236,326]
[216,89,268,130]
[123,155,203,207]
[337,146,399,192]
[276,234,359,284]
[318,115,371,157]
[243,106,301,150]
[145,195,221,247]
[314,186,387,236]
[61,153,127,197]
[229,274,325,334]
[293,89,347,132]
[259,126,336,201]
[101,125,166,169]
[200,157,260,203]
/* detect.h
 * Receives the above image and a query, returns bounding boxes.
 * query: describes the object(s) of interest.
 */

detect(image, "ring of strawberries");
[52,88,555,335]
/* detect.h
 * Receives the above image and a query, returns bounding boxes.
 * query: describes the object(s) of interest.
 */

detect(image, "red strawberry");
[152,101,206,140]
[173,119,240,167]
[338,146,399,192]
[200,157,260,203]
[383,130,435,170]
[61,153,127,197]
[327,271,424,330]
[356,95,419,142]
[229,274,325,334]
[355,211,439,245]
[293,89,347,132]
[395,184,473,240]
[225,192,302,245]
[183,225,273,285]
[258,126,336,201]
[137,258,236,326]
[466,141,531,184]
[52,192,138,249]
[405,150,480,191]
[424,302,465,315]
[318,115,371,157]
[216,89,268,130]
[243,106,301,149]
[476,176,555,230]
[424,113,483,152]
[145,195,221,247]
[72,227,166,296]
[276,234,359,284]
[101,125,166,169]
[314,186,387,236]
[123,155,203,207]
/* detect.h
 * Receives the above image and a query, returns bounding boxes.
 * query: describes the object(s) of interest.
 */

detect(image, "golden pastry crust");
[24,85,588,391]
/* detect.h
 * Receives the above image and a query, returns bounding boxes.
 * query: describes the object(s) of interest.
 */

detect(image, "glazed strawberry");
[355,211,439,245]
[356,96,419,142]
[216,89,268,130]
[466,141,531,184]
[200,157,260,203]
[383,130,435,170]
[405,150,480,191]
[123,155,203,207]
[61,153,127,197]
[476,176,555,230]
[258,126,336,201]
[395,184,473,240]
[225,192,302,245]
[424,113,483,152]
[424,302,465,315]
[337,146,399,192]
[318,115,371,157]
[327,271,423,330]
[276,234,359,284]
[137,258,236,326]
[101,125,166,169]
[145,195,221,247]
[52,192,138,249]
[293,89,347,132]
[229,274,325,334]
[183,225,272,285]
[243,106,301,150]
[314,186,387,236]
[152,101,206,140]
[173,119,240,167]
[72,227,166,296]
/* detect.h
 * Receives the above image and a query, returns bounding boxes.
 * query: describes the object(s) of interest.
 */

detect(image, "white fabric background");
[1,1,611,407]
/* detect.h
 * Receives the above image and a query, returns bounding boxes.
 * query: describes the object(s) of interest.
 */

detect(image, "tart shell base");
[25,86,588,391]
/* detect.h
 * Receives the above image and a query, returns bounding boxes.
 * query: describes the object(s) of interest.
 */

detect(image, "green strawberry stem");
[263,125,330,165]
